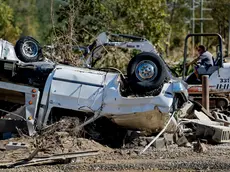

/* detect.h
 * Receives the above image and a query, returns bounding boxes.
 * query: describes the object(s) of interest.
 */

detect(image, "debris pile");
[179,101,230,142]
[35,117,112,155]
[121,100,230,154]
[1,101,230,168]
[0,117,112,168]
[36,132,111,155]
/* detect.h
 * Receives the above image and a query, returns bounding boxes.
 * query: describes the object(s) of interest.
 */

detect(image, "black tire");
[127,52,167,94]
[15,36,42,62]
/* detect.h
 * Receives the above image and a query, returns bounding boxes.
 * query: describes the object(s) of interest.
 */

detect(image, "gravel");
[2,118,230,171]
[2,143,230,172]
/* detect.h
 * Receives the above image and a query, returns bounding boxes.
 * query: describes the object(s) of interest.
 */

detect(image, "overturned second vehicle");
[0,32,188,136]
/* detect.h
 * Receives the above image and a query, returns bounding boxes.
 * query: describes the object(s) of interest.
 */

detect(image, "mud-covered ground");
[2,139,230,171]
[1,118,230,172]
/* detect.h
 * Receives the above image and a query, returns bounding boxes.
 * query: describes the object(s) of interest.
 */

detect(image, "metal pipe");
[192,0,195,57]
[202,75,209,112]
[183,35,189,80]
[139,112,175,155]
[228,12,230,56]
[200,0,204,44]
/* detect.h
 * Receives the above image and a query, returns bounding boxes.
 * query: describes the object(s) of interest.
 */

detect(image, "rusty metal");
[192,97,229,109]
[188,85,217,94]
[202,75,209,112]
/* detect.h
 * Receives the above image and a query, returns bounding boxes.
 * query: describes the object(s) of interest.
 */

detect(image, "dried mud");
[1,118,230,171]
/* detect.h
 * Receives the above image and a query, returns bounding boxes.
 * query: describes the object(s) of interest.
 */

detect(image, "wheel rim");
[22,41,38,58]
[135,60,158,81]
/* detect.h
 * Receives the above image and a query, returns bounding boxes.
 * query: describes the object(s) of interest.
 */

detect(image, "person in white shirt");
[186,45,214,83]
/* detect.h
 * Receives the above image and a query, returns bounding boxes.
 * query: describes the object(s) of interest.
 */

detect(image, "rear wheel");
[127,52,168,95]
[15,36,42,62]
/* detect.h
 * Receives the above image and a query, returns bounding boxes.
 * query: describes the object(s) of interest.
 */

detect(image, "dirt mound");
[35,117,111,154]
[36,131,112,155]
[0,117,112,163]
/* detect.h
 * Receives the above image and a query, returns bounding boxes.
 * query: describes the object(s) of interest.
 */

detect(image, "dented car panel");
[103,82,174,115]
[109,109,177,133]
[37,64,188,131]
[0,40,20,62]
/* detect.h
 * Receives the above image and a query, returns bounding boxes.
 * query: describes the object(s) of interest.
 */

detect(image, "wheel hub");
[135,60,158,81]
[22,41,38,58]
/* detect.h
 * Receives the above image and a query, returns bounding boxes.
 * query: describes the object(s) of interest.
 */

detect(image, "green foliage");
[164,0,191,58]
[52,0,170,69]
[54,0,170,44]
[3,0,62,44]
[1,0,230,69]
[208,0,230,52]
[54,0,112,44]
[0,0,21,43]
[111,0,170,47]
[4,0,40,41]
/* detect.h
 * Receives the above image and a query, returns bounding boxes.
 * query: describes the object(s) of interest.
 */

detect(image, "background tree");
[0,0,21,43]
[4,0,39,40]
[2,0,230,69]
[208,0,230,55]
[50,0,170,70]
[165,0,191,60]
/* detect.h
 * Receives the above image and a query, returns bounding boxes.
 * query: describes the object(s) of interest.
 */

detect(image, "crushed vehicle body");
[0,32,188,136]
[36,64,188,133]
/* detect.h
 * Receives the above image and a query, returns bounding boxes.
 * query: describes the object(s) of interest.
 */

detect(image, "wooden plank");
[26,147,40,161]
[0,150,99,168]
[29,150,99,163]
[15,160,57,168]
